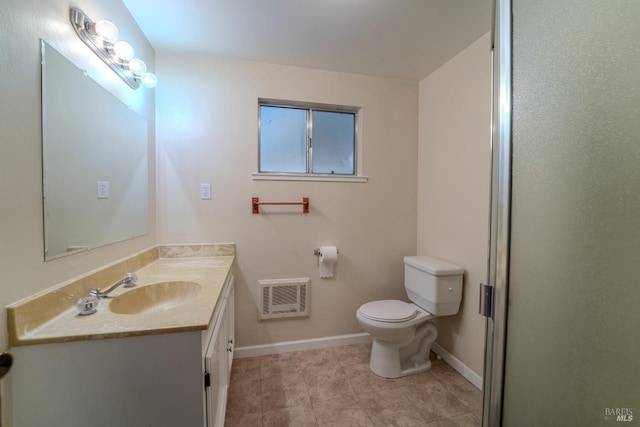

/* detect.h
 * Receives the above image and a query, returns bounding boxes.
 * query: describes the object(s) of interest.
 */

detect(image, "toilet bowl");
[357,300,437,378]
[356,256,463,378]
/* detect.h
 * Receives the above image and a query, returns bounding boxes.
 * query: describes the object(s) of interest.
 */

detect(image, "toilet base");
[369,322,438,378]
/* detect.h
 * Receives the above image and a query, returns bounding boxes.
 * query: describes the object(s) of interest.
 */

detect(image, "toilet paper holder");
[314,248,339,256]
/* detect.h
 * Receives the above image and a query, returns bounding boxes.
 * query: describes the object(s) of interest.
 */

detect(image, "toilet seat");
[358,300,418,323]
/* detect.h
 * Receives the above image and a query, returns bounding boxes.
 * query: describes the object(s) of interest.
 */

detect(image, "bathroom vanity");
[7,245,235,427]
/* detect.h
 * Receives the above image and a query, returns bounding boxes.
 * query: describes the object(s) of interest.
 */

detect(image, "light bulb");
[92,20,118,43]
[113,41,134,61]
[127,58,147,76]
[140,72,158,88]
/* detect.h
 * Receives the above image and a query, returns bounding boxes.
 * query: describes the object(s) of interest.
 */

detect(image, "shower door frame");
[482,0,512,425]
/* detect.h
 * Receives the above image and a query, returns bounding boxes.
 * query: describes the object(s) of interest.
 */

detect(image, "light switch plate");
[200,183,211,200]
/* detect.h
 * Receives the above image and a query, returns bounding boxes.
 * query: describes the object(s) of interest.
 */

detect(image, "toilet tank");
[403,256,464,316]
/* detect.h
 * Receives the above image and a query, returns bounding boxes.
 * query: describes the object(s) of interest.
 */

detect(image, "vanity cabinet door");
[205,303,228,427]
[204,274,234,427]
[226,284,235,372]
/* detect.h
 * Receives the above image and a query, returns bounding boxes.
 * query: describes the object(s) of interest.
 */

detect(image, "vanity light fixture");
[69,6,157,89]
[112,41,134,61]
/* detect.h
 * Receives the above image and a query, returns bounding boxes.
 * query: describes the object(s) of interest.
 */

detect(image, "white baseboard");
[234,333,372,359]
[432,342,483,390]
[234,334,483,391]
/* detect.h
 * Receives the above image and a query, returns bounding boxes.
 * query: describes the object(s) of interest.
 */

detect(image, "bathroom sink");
[108,281,201,314]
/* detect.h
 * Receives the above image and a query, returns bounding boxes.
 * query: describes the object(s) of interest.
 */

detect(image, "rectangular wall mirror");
[41,41,148,261]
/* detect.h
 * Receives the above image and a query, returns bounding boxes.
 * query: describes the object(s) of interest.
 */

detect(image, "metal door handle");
[479,283,494,318]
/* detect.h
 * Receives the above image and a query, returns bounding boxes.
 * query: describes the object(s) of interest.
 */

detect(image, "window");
[258,100,359,177]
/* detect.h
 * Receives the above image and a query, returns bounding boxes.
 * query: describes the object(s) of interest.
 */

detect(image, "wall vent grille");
[258,278,310,320]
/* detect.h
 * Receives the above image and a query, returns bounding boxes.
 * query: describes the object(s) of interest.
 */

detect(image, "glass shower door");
[486,0,640,425]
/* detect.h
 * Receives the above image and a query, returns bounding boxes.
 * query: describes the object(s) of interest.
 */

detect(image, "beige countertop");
[8,245,234,346]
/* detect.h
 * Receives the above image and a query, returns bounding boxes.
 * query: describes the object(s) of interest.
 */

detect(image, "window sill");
[251,173,368,183]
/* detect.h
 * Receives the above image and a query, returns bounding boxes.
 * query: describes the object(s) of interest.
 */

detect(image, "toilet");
[356,256,464,378]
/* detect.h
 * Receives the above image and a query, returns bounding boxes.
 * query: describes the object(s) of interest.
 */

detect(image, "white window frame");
[253,98,367,182]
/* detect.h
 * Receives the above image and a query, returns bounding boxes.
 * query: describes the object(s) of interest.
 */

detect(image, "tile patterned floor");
[225,344,482,427]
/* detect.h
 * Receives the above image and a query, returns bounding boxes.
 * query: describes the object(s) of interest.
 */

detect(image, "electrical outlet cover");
[97,181,110,199]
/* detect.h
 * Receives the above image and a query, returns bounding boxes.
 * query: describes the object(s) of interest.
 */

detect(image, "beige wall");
[417,33,491,375]
[0,2,488,420]
[156,54,418,347]
[0,1,155,425]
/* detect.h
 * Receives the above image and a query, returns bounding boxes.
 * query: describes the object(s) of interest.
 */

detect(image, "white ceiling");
[122,0,492,81]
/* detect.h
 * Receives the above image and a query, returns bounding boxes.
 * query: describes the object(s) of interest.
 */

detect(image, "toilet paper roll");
[319,246,338,263]
[319,246,338,278]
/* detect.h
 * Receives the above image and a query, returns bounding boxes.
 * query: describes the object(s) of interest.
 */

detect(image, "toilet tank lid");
[403,256,464,276]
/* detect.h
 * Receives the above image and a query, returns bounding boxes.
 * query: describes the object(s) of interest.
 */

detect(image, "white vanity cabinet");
[11,274,235,427]
[204,280,234,427]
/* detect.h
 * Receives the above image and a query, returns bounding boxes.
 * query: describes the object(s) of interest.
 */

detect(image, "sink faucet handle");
[123,273,138,288]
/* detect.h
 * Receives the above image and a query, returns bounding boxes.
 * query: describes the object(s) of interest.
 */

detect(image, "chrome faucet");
[90,273,138,299]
